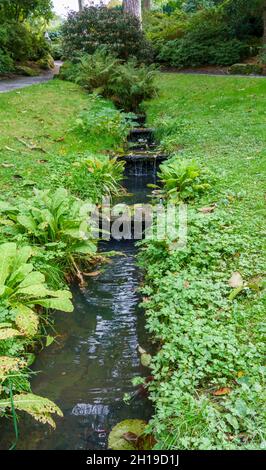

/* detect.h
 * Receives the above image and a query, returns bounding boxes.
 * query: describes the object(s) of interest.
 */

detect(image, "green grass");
[140,73,266,450]
[0,80,120,198]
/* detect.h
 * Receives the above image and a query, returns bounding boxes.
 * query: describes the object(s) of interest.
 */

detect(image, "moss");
[229,63,263,75]
[15,65,40,77]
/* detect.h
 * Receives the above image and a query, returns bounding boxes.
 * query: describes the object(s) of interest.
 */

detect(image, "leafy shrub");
[57,60,78,81]
[153,8,251,67]
[158,37,249,67]
[73,97,136,143]
[0,242,73,427]
[61,5,153,63]
[105,60,158,112]
[51,41,63,60]
[37,53,54,70]
[144,10,188,42]
[74,49,120,93]
[0,188,98,281]
[59,51,158,112]
[68,155,125,204]
[0,49,13,73]
[156,158,215,202]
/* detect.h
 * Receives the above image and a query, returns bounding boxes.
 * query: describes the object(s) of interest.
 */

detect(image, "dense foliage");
[144,0,264,67]
[61,6,153,63]
[59,50,158,112]
[0,0,53,74]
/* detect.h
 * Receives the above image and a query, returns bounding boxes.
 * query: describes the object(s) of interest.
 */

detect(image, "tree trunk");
[78,0,83,12]
[123,0,142,24]
[143,0,151,11]
[263,0,266,45]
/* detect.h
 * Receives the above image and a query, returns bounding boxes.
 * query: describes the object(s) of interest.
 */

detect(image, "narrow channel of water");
[0,173,154,450]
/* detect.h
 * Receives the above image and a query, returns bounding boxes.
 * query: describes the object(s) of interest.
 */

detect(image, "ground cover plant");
[138,73,266,449]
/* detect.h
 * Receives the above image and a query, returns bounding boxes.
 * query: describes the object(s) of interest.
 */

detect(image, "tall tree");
[0,0,53,22]
[123,0,142,23]
[78,0,83,12]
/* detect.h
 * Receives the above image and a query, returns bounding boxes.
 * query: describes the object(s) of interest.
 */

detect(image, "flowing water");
[0,172,154,450]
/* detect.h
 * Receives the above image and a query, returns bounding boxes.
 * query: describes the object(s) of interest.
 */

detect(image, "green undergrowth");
[138,73,266,450]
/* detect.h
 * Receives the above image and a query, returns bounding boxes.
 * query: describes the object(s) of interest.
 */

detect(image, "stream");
[0,157,158,450]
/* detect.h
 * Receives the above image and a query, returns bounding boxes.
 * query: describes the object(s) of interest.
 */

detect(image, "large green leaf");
[0,243,16,285]
[15,305,39,337]
[17,215,36,232]
[108,419,147,450]
[36,293,73,312]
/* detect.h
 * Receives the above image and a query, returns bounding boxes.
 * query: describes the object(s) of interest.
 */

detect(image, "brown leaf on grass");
[183,280,190,288]
[228,272,243,288]
[54,136,65,142]
[213,387,231,396]
[198,205,216,213]
[37,159,48,164]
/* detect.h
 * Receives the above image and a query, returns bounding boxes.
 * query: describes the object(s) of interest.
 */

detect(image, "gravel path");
[0,61,62,93]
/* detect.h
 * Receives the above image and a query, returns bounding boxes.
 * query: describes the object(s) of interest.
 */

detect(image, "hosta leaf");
[8,263,33,288]
[16,284,51,298]
[0,243,16,285]
[17,215,36,232]
[18,271,46,289]
[0,356,26,381]
[15,305,39,337]
[0,328,22,340]
[36,294,73,313]
[0,393,63,428]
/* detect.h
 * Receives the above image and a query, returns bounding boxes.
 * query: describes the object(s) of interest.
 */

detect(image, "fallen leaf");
[237,371,245,378]
[228,272,243,288]
[83,270,101,277]
[1,163,14,168]
[198,205,216,213]
[183,280,190,288]
[213,387,231,396]
[54,136,65,142]
[138,345,146,355]
[37,159,48,164]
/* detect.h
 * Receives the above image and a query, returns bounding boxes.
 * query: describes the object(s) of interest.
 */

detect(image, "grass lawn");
[140,73,266,449]
[0,80,119,198]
